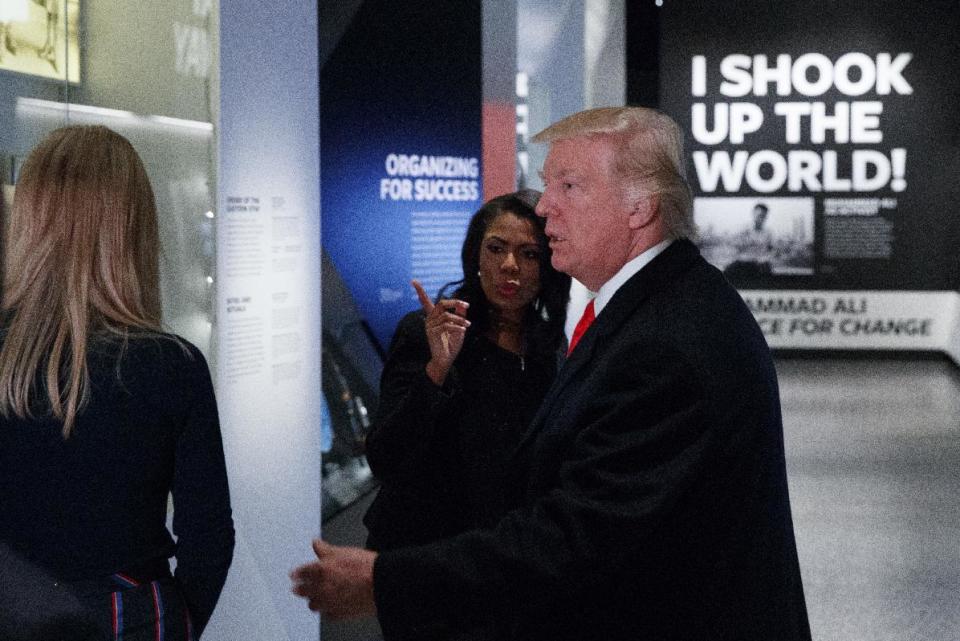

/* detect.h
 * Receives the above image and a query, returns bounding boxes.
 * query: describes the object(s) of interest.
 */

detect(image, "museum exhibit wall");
[1,2,323,639]
[482,0,518,201]
[321,0,484,351]
[215,0,321,639]
[318,5,485,556]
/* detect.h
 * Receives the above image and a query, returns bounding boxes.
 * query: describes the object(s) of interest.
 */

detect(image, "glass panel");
[3,0,219,368]
[1,0,73,235]
[66,0,219,362]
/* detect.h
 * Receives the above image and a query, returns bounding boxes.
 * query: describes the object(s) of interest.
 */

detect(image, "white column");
[209,1,322,640]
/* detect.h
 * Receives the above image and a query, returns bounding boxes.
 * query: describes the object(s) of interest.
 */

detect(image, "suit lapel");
[513,240,702,454]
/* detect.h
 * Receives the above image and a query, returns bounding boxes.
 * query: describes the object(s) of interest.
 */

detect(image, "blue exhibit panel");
[321,0,483,349]
[321,141,481,348]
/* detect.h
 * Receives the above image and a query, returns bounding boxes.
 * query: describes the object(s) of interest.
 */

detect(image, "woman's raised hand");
[412,280,470,386]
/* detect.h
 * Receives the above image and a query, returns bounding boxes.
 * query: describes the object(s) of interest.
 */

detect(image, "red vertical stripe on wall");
[482,101,516,201]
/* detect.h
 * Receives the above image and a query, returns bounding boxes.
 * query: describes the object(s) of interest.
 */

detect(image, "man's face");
[535,136,634,291]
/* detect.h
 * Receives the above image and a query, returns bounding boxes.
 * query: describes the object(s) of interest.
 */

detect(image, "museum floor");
[781,357,960,641]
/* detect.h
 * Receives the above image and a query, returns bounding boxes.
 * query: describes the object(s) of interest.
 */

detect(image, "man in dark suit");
[0,543,98,641]
[292,106,811,641]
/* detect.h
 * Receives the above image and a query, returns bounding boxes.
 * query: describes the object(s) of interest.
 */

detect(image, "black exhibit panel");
[629,0,960,354]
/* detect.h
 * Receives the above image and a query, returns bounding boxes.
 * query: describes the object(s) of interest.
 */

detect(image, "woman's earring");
[477,270,482,278]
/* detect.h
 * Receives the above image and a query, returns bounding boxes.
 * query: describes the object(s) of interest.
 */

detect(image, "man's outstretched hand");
[290,539,378,620]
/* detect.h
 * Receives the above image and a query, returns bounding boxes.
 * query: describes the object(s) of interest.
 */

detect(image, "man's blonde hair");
[532,106,695,240]
[0,125,162,436]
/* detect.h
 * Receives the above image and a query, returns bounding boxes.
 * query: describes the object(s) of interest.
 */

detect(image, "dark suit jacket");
[374,240,811,641]
[0,543,98,641]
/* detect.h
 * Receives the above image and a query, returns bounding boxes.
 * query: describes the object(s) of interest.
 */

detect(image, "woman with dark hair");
[0,126,233,640]
[363,190,569,557]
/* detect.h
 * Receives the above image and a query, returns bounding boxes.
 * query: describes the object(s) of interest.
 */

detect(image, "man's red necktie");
[567,299,596,355]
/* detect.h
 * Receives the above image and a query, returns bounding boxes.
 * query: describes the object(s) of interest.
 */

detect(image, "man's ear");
[628,193,659,230]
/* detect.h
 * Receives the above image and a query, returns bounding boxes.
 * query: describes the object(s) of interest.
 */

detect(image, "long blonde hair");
[0,125,162,436]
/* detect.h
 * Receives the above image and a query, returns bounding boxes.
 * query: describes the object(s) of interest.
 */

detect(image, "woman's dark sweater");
[0,332,234,633]
[363,311,557,551]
